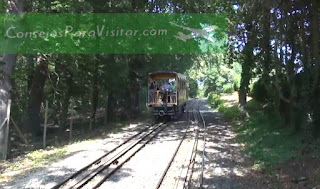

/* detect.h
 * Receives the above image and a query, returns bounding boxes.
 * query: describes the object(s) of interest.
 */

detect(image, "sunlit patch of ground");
[0,146,69,182]
[0,121,148,187]
[220,92,252,107]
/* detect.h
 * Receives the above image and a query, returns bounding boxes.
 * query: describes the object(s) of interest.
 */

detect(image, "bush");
[207,92,222,107]
[233,82,239,92]
[222,84,234,93]
[250,79,270,103]
[235,109,306,169]
[218,104,240,122]
[217,103,227,113]
[208,92,240,121]
[233,75,241,91]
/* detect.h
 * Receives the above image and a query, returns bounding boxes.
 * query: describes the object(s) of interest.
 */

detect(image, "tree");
[27,55,49,136]
[0,0,23,160]
[310,0,320,136]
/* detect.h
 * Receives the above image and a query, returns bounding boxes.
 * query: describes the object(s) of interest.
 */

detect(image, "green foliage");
[0,0,7,12]
[233,74,241,91]
[208,92,240,121]
[188,78,198,98]
[3,0,319,161]
[250,79,270,103]
[210,93,320,171]
[197,86,206,98]
[201,59,241,96]
[236,100,320,170]
[236,108,301,169]
[219,104,240,122]
[222,84,234,93]
[207,92,222,107]
[247,100,262,112]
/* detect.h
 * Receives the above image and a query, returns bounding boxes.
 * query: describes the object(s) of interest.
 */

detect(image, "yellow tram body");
[147,71,188,118]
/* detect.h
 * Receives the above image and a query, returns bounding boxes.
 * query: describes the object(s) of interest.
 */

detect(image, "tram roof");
[149,71,187,80]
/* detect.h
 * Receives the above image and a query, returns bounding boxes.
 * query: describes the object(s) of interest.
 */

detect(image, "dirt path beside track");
[191,98,275,189]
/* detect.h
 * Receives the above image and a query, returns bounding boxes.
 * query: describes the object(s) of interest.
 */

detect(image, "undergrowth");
[237,109,306,170]
[208,93,320,171]
[207,92,240,122]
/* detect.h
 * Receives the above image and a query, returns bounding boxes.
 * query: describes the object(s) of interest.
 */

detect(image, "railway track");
[156,107,199,189]
[53,101,206,189]
[155,110,192,189]
[183,108,200,189]
[156,104,206,189]
[53,122,168,189]
[199,110,206,188]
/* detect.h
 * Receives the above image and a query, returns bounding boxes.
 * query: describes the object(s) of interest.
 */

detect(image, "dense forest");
[0,0,319,160]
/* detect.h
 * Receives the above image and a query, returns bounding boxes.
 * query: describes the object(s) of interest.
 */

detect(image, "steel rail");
[53,123,156,189]
[199,110,206,188]
[155,110,192,189]
[71,123,166,189]
[183,106,200,189]
[92,123,169,189]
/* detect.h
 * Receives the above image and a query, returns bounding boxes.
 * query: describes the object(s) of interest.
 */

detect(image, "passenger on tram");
[162,82,171,91]
[169,80,177,103]
[148,79,156,103]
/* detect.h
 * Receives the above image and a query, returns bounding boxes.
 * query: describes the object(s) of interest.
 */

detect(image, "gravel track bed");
[98,120,188,189]
[82,124,166,188]
[188,128,205,189]
[155,101,202,189]
[2,98,272,189]
[1,123,151,189]
[158,124,195,189]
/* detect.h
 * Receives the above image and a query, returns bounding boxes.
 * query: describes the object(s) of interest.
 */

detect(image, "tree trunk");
[26,55,35,92]
[310,0,320,136]
[286,14,298,129]
[261,4,272,91]
[0,55,17,160]
[90,73,99,130]
[134,90,139,112]
[104,92,108,125]
[107,91,114,123]
[27,56,48,137]
[262,7,271,82]
[0,0,23,160]
[60,74,73,130]
[127,57,142,119]
[128,88,140,119]
[239,67,250,108]
[239,22,253,117]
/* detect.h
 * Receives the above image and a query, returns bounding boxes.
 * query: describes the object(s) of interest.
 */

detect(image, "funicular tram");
[147,71,188,119]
